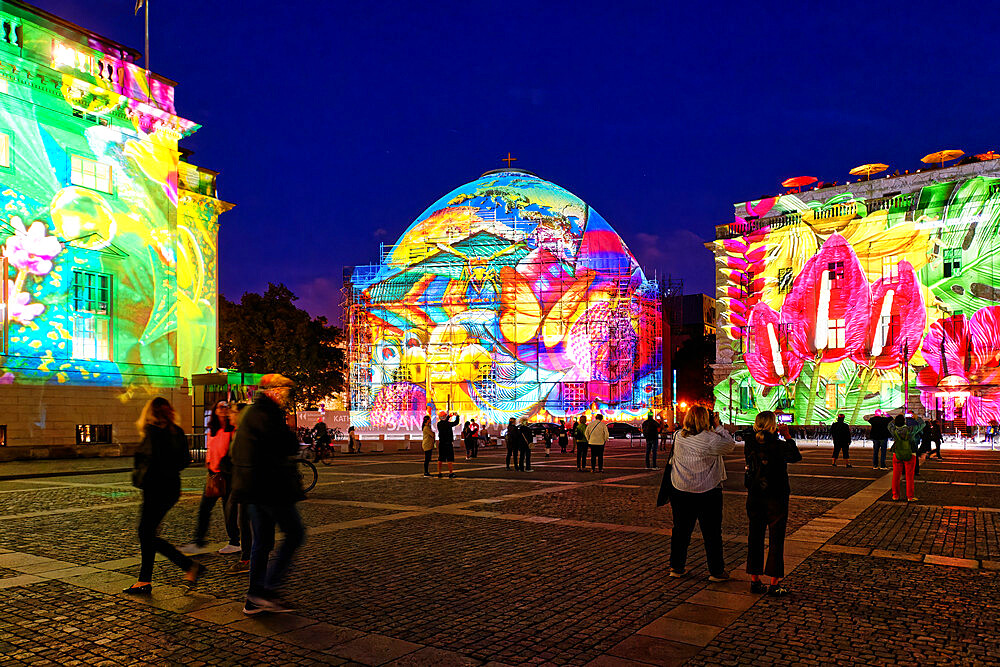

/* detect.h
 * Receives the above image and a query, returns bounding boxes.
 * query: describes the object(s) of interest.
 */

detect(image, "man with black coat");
[830,414,852,467]
[230,374,305,616]
[642,413,660,469]
[866,410,892,470]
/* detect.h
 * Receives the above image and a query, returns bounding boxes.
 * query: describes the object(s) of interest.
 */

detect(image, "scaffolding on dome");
[342,170,663,431]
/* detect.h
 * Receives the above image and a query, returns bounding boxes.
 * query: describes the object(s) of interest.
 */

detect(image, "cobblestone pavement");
[0,445,997,665]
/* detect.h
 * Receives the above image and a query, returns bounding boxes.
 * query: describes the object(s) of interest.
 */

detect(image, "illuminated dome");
[347,169,662,428]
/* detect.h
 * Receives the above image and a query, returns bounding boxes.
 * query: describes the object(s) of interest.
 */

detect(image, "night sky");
[30,0,1000,321]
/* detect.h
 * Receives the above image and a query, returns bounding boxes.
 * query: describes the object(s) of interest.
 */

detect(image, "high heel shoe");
[123,583,152,595]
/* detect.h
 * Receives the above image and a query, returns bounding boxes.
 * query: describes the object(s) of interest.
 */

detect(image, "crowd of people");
[123,377,949,611]
[124,373,306,616]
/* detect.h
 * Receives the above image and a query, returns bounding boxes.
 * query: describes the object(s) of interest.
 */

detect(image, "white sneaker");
[218,544,242,555]
[179,542,203,555]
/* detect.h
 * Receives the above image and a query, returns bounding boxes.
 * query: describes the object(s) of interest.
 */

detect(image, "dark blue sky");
[33,0,1000,320]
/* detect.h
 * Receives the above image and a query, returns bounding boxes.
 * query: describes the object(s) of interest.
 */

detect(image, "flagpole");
[144,0,149,73]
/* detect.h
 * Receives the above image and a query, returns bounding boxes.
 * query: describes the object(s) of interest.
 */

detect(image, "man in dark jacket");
[642,413,659,469]
[866,410,892,470]
[830,414,852,468]
[230,373,305,615]
[437,411,460,478]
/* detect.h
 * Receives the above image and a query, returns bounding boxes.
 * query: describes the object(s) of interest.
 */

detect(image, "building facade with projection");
[0,1,231,453]
[712,158,1000,430]
[344,169,662,430]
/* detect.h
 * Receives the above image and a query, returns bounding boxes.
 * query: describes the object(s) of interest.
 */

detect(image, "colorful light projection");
[347,170,662,428]
[714,175,1000,425]
[0,24,222,389]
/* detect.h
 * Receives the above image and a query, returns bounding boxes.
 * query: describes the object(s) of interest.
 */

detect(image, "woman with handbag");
[123,397,205,594]
[182,401,242,555]
[421,415,436,477]
[667,406,736,581]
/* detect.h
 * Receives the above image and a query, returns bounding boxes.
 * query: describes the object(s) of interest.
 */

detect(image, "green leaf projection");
[0,7,227,391]
[715,168,1000,426]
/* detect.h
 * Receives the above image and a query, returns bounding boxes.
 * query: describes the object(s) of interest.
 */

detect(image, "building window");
[0,132,10,168]
[825,383,840,409]
[943,248,962,278]
[71,270,112,361]
[778,267,794,294]
[881,255,899,282]
[70,155,112,193]
[827,318,846,349]
[777,323,793,349]
[877,314,900,351]
[743,325,754,355]
[827,261,845,287]
[76,424,112,444]
[563,382,587,412]
[742,271,755,297]
[739,385,754,411]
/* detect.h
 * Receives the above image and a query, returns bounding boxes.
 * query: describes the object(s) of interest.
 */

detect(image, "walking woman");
[745,410,802,597]
[183,401,244,554]
[421,415,436,477]
[668,406,736,581]
[124,397,205,594]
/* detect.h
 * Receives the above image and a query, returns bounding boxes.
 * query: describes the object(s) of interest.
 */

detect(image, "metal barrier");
[188,433,207,464]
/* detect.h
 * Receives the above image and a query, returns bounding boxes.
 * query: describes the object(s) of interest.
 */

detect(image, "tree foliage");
[218,283,345,408]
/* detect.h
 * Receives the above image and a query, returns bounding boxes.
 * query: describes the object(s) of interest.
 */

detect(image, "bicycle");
[302,439,338,466]
[295,444,318,493]
[297,457,318,493]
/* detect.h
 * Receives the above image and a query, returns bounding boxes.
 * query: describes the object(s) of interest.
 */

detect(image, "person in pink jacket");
[182,401,246,557]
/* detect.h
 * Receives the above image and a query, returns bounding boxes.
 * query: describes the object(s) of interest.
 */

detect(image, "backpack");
[744,439,769,492]
[893,428,913,461]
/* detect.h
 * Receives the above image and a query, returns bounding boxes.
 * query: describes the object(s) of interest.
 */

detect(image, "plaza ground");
[0,441,998,665]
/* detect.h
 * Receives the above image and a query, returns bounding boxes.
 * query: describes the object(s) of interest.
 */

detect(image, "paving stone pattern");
[0,581,341,665]
[830,502,1000,560]
[308,476,558,507]
[687,551,1000,666]
[0,485,140,515]
[0,447,999,665]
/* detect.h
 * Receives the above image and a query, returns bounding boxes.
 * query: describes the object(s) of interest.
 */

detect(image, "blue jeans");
[872,440,888,467]
[247,502,305,598]
[645,437,658,468]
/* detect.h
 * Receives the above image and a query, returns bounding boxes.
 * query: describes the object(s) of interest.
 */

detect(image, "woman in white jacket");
[668,405,736,581]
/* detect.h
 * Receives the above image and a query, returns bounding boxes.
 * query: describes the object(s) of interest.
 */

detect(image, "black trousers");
[746,493,789,579]
[576,440,588,469]
[423,449,433,474]
[506,441,517,468]
[669,487,725,576]
[930,438,942,456]
[590,445,605,471]
[832,441,850,460]
[195,473,243,546]
[517,444,532,470]
[138,487,192,582]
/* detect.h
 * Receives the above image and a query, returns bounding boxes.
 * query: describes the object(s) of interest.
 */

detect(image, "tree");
[218,283,345,408]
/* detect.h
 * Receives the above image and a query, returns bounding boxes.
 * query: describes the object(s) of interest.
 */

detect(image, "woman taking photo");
[124,397,205,594]
[744,410,802,597]
[669,406,736,581]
